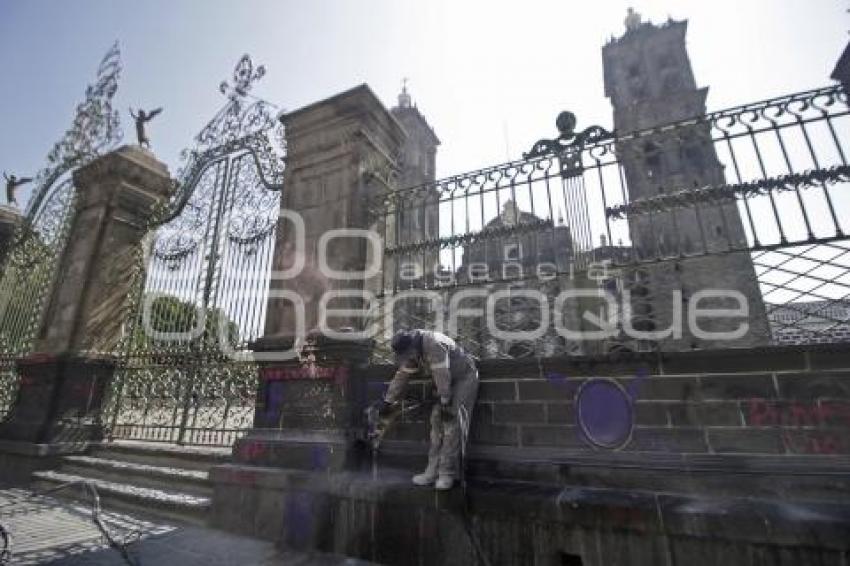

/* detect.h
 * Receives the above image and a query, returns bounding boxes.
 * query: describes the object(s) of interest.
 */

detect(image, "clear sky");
[1,0,847,206]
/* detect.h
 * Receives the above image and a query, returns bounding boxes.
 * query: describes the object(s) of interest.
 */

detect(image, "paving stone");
[0,488,378,565]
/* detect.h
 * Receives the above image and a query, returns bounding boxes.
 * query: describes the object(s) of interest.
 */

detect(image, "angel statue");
[3,172,33,208]
[129,107,163,148]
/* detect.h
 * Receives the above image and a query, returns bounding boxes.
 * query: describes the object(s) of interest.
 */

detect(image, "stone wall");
[212,344,850,565]
[372,344,850,459]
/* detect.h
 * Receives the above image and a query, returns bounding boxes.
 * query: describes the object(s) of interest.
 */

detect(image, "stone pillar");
[0,206,23,268]
[240,85,405,471]
[0,145,171,444]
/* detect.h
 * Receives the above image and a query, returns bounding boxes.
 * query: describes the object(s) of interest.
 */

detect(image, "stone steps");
[88,439,231,472]
[59,454,212,496]
[31,470,210,526]
[28,440,231,526]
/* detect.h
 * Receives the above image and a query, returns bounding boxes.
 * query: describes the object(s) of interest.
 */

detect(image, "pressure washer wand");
[364,401,424,449]
[364,400,425,481]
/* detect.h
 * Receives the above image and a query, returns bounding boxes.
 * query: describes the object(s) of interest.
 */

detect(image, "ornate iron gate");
[103,55,285,446]
[0,43,123,419]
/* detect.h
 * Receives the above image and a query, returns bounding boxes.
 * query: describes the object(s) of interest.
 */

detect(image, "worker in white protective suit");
[375,329,479,491]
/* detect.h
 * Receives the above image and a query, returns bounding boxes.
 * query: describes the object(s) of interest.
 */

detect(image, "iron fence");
[368,84,850,358]
[103,358,257,446]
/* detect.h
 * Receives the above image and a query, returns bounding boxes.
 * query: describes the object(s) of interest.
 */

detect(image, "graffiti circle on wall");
[575,378,634,450]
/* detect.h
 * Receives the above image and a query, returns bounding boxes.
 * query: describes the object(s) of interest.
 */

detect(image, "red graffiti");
[782,431,847,455]
[747,399,850,428]
[260,366,349,383]
[748,398,850,455]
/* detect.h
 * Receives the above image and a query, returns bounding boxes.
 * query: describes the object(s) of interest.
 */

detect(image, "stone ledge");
[72,144,172,198]
[210,462,850,550]
[0,205,23,225]
[359,343,850,381]
[383,439,850,473]
[356,441,850,500]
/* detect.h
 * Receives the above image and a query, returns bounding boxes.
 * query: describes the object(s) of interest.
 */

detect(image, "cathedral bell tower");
[389,80,441,285]
[602,9,770,350]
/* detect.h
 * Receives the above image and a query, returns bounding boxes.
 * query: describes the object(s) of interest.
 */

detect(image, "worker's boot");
[435,476,454,491]
[412,469,437,486]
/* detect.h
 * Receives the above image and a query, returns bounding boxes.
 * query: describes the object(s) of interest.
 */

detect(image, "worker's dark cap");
[391,330,416,355]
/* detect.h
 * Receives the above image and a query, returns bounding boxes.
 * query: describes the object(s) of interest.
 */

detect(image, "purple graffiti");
[547,368,649,450]
[576,379,634,449]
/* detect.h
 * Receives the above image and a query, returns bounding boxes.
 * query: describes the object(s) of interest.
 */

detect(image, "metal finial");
[524,111,613,159]
[398,77,412,108]
[219,54,266,99]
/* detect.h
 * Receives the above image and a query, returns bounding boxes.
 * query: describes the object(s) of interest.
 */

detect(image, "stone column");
[0,206,23,268]
[239,85,405,471]
[0,145,171,445]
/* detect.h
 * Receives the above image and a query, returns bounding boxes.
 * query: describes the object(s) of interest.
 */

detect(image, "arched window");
[681,143,704,173]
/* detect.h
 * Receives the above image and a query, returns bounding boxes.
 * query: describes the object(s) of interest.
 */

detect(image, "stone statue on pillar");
[625,7,643,32]
[129,107,163,148]
[3,172,33,208]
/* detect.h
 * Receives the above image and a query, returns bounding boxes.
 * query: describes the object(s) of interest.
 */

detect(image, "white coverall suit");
[384,330,479,481]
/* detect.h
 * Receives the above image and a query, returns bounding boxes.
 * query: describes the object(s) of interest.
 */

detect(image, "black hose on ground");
[362,397,492,566]
[0,522,10,565]
[458,404,492,566]
[0,481,140,566]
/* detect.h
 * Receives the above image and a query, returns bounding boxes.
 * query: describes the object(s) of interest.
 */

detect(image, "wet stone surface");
[0,488,377,565]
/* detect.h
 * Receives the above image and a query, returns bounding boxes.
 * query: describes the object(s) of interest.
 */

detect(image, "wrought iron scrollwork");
[104,54,285,446]
[385,217,553,256]
[606,165,850,220]
[524,110,614,159]
[24,42,123,220]
[156,55,284,234]
[0,44,121,374]
[190,54,280,154]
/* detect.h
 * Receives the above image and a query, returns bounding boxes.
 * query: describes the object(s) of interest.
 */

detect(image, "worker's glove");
[377,399,396,418]
[363,399,389,416]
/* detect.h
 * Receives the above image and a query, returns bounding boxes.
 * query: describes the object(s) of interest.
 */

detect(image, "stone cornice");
[72,145,173,200]
[0,206,24,227]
